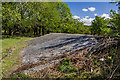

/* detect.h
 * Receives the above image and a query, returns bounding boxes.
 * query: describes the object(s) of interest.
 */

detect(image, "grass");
[1,37,33,77]
[1,37,33,56]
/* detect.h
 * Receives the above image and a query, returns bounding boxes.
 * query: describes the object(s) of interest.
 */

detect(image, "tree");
[2,2,21,35]
[2,2,90,36]
[91,16,110,35]
[110,10,120,34]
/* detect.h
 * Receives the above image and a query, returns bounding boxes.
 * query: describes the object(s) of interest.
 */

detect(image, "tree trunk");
[47,30,50,34]
[42,26,44,35]
[4,29,6,34]
[39,27,41,36]
[40,26,42,36]
[9,28,12,35]
[35,27,38,35]
[13,24,17,35]
[34,28,35,36]
[38,26,44,36]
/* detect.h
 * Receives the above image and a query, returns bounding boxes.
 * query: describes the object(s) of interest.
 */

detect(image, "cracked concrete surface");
[20,33,102,73]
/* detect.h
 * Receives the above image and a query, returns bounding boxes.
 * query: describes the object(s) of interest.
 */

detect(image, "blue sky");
[64,2,118,25]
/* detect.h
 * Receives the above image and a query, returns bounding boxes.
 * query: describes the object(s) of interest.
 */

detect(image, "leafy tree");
[110,10,120,35]
[91,16,110,35]
[2,2,21,35]
[2,2,90,36]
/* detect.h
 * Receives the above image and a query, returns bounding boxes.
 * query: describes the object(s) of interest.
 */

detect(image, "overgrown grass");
[1,37,33,77]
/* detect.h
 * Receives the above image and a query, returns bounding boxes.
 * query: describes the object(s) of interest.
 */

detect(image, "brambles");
[59,58,78,73]
[10,73,31,78]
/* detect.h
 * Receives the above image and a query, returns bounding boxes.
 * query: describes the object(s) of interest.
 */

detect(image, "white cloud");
[82,8,88,12]
[88,7,96,11]
[85,16,89,18]
[101,13,111,19]
[80,16,94,26]
[72,15,80,19]
[94,13,97,16]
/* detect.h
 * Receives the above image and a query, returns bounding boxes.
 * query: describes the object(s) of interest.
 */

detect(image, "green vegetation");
[1,37,32,56]
[59,58,78,73]
[91,2,120,36]
[91,16,110,35]
[2,2,120,37]
[1,37,33,77]
[1,1,120,79]
[10,73,31,78]
[2,2,89,36]
[91,10,120,36]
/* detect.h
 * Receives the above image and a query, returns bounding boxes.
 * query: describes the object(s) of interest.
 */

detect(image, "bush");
[59,58,78,73]
[10,73,31,78]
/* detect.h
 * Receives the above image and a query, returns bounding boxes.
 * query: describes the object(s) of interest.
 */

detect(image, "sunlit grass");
[1,37,33,77]
[1,37,33,56]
